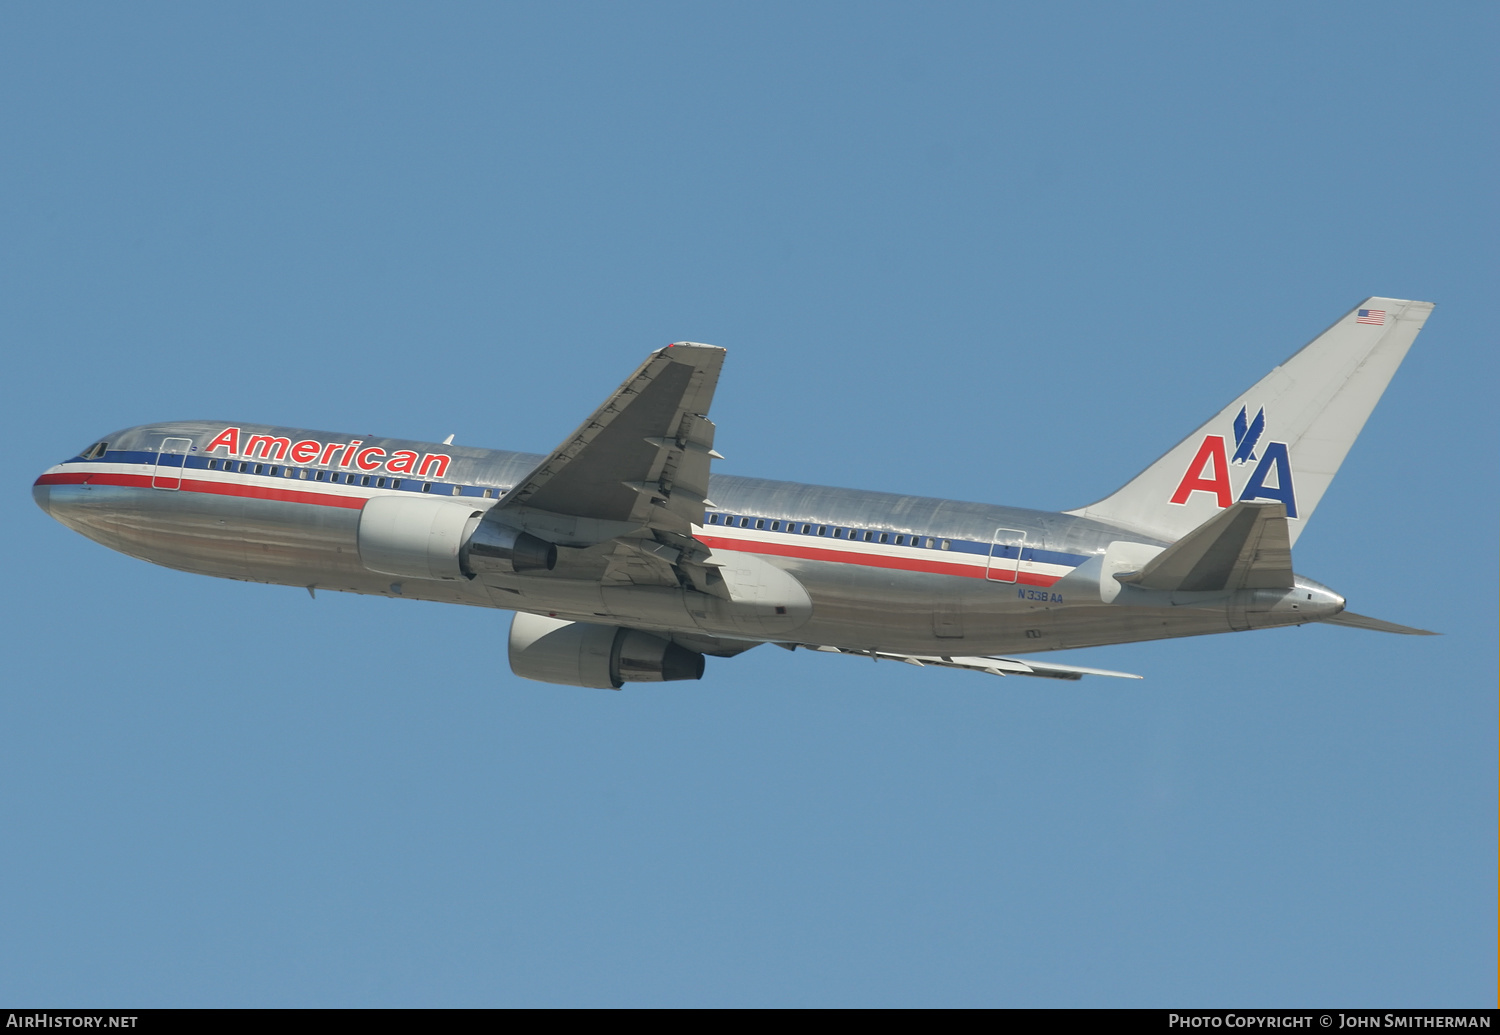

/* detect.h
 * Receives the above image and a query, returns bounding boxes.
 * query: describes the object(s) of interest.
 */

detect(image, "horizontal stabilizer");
[790,643,1142,681]
[1116,501,1292,592]
[1320,611,1438,636]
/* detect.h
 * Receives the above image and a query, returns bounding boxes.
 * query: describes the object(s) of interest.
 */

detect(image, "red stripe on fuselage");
[695,534,1064,587]
[36,471,1069,586]
[35,470,367,509]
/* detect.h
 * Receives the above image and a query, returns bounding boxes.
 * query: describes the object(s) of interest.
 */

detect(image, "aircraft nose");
[32,478,52,518]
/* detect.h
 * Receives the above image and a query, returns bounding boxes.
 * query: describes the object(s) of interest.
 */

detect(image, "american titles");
[203,427,451,479]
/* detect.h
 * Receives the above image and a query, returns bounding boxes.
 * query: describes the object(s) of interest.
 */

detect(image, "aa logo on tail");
[1170,405,1298,517]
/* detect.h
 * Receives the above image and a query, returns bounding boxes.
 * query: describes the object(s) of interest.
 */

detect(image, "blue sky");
[2,2,1494,1007]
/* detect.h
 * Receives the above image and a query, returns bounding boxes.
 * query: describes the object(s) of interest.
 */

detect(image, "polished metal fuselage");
[34,420,1344,656]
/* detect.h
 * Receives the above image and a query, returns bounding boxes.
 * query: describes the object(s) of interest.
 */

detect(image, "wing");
[492,342,725,543]
[789,644,1142,681]
[484,342,728,591]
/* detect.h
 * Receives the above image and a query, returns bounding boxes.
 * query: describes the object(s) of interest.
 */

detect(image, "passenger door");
[151,437,193,490]
[986,528,1027,583]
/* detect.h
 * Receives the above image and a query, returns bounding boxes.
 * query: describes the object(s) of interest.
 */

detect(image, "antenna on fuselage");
[442,434,454,445]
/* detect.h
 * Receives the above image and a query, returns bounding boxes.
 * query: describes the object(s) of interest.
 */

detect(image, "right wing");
[789,643,1142,681]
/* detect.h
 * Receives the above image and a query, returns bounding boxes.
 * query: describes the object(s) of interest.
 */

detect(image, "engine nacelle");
[465,519,556,575]
[358,496,556,581]
[359,496,479,581]
[508,612,705,689]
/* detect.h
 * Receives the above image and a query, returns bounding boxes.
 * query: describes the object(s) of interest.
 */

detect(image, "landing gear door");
[987,528,1026,583]
[152,437,193,490]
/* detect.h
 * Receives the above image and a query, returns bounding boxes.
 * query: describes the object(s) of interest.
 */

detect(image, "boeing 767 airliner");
[33,297,1435,688]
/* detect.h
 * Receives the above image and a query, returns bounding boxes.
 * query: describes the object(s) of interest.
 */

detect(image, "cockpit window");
[79,442,108,460]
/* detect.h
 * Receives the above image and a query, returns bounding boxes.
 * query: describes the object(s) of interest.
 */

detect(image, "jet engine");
[358,495,555,581]
[464,518,557,575]
[508,611,705,689]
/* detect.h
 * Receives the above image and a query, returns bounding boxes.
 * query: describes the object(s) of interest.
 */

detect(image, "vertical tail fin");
[1066,297,1434,545]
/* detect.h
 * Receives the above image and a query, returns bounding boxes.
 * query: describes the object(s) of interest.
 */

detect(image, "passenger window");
[708,514,719,524]
[422,483,432,493]
[770,521,779,531]
[941,539,951,550]
[451,485,461,496]
[254,464,264,475]
[314,470,323,481]
[756,519,765,530]
[207,459,217,470]
[879,533,888,544]
[482,488,491,499]
[390,479,401,490]
[802,524,811,534]
[269,466,279,477]
[299,469,308,480]
[361,475,370,487]
[863,531,873,542]
[738,517,749,527]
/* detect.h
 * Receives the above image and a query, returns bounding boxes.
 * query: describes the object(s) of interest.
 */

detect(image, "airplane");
[32,297,1436,689]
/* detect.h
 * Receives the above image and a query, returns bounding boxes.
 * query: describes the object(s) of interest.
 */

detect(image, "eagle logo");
[1231,405,1265,466]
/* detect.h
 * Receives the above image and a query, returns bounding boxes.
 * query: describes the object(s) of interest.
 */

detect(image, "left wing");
[789,644,1142,681]
[484,342,727,590]
[489,342,725,543]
